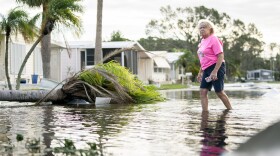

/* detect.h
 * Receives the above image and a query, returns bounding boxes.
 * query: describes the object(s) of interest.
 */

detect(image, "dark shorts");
[200,62,226,92]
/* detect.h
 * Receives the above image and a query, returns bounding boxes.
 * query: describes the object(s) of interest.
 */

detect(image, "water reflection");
[200,110,229,156]
[0,89,279,155]
[49,104,137,155]
[162,90,266,100]
[0,110,11,153]
[42,106,55,156]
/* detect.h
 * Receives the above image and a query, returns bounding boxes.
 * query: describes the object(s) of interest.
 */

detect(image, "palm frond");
[0,7,38,42]
[19,13,40,42]
[47,0,83,35]
[16,0,44,7]
[92,61,164,104]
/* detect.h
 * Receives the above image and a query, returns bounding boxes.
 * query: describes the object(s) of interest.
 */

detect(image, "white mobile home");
[0,34,58,85]
[247,69,274,81]
[162,52,184,82]
[50,41,150,82]
[142,51,185,84]
[144,51,171,83]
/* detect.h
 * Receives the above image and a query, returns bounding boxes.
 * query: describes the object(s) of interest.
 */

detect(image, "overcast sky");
[1,0,280,44]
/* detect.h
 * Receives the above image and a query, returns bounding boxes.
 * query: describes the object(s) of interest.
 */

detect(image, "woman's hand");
[210,71,218,81]
[197,73,203,82]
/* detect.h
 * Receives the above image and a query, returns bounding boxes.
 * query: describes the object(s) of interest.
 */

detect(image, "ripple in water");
[0,89,279,155]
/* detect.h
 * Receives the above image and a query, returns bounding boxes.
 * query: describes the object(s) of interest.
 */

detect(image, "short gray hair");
[198,19,215,34]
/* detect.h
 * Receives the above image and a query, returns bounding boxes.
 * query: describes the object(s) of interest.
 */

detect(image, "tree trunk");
[94,0,103,65]
[4,34,12,90]
[16,35,44,90]
[41,34,51,78]
[0,89,65,102]
[41,3,51,79]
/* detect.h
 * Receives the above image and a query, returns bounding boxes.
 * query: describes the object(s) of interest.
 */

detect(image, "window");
[10,43,26,74]
[81,49,94,68]
[179,66,182,74]
[254,72,260,78]
[81,51,85,70]
[250,73,254,78]
[154,67,164,73]
[86,49,94,65]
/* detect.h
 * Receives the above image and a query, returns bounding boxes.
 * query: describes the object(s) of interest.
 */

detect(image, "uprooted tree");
[0,61,164,104]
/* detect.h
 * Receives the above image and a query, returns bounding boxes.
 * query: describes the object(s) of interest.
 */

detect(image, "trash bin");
[20,78,26,84]
[31,74,38,84]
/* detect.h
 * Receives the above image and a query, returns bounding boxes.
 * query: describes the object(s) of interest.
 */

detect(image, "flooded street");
[0,87,280,155]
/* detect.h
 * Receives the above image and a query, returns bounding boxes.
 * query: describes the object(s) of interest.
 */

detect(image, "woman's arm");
[210,53,224,80]
[197,67,204,82]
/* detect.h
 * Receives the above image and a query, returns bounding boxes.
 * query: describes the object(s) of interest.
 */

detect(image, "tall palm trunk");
[41,3,51,78]
[94,0,103,65]
[4,33,12,90]
[41,34,51,78]
[16,35,44,90]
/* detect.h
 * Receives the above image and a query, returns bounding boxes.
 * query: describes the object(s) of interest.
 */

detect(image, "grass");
[157,84,188,90]
[267,81,280,84]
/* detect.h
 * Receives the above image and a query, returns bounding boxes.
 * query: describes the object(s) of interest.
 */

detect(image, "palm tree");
[0,7,39,90]
[16,0,51,79]
[17,0,83,79]
[94,0,103,64]
[15,0,83,90]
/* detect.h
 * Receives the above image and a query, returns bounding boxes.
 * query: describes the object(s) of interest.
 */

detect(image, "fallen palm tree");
[0,61,164,104]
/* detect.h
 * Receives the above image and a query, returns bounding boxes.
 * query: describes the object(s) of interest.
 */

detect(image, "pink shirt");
[197,35,224,70]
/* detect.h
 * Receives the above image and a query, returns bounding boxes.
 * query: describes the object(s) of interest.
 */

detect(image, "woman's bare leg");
[200,88,209,111]
[216,90,232,110]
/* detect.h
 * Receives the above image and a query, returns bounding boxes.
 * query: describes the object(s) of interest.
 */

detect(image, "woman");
[196,19,232,111]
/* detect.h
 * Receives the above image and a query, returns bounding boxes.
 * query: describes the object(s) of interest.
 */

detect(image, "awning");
[153,57,170,69]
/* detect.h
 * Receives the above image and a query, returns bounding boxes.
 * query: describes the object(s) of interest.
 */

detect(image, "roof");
[147,51,170,69]
[68,41,145,51]
[247,69,273,72]
[153,57,170,68]
[146,51,184,63]
[163,52,184,63]
[0,34,66,48]
[146,51,168,58]
[51,40,66,48]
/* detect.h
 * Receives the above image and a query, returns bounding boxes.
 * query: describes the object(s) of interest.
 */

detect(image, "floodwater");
[0,87,280,156]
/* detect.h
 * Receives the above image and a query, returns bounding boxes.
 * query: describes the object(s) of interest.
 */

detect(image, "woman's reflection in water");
[200,110,230,156]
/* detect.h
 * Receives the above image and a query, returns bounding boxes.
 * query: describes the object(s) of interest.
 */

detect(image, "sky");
[1,0,280,44]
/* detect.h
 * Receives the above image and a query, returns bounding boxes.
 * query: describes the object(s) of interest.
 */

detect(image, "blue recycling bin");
[31,74,38,84]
